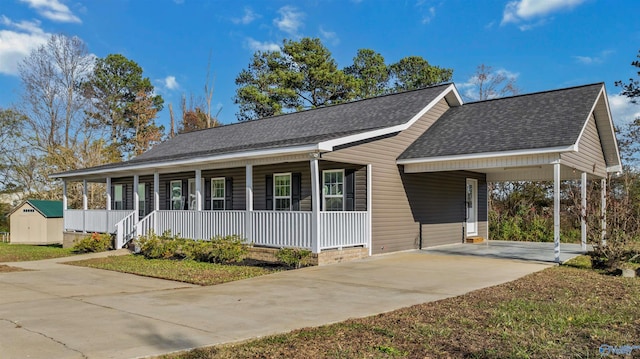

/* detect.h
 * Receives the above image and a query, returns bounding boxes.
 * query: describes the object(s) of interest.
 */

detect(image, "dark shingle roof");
[399,83,603,160]
[54,84,450,176]
[27,200,63,218]
[134,84,450,163]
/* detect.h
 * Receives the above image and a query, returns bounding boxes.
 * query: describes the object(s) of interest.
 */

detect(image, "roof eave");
[396,145,577,165]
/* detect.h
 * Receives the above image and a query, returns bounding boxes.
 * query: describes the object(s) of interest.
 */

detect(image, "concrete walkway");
[0,251,550,359]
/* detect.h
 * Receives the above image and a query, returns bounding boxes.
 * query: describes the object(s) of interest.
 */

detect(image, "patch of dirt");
[0,264,28,273]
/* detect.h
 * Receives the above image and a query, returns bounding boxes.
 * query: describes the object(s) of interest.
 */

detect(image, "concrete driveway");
[0,250,550,359]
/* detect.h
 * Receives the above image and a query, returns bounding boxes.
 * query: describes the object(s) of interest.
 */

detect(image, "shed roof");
[10,200,63,218]
[399,83,605,160]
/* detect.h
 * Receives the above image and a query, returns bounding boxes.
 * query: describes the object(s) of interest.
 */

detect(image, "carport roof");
[398,83,604,160]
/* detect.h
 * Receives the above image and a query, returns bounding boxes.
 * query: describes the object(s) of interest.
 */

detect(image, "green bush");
[276,247,312,268]
[73,232,113,253]
[135,232,248,264]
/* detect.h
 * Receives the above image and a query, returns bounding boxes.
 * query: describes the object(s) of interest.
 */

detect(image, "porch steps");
[466,236,485,244]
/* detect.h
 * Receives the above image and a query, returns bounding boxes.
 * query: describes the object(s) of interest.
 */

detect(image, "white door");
[466,178,478,236]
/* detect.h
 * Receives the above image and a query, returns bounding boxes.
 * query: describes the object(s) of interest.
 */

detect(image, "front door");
[466,178,478,236]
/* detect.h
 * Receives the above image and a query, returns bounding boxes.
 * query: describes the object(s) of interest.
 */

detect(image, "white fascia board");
[606,164,622,173]
[318,84,460,151]
[52,144,320,179]
[396,145,577,165]
[599,86,623,166]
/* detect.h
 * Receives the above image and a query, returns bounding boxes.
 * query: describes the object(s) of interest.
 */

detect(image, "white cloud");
[19,0,81,23]
[501,0,586,28]
[274,6,304,36]
[573,50,614,65]
[319,26,339,45]
[421,6,436,24]
[164,76,179,90]
[245,37,280,52]
[609,93,640,126]
[232,7,259,25]
[0,16,49,75]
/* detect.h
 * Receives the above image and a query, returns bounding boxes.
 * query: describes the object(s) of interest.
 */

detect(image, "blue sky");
[1,0,639,129]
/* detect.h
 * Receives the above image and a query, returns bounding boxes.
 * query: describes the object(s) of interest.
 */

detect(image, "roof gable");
[399,83,605,160]
[26,200,63,218]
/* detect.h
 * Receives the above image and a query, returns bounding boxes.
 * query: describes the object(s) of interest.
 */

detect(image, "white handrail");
[114,211,137,249]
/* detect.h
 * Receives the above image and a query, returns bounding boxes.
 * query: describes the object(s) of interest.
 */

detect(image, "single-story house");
[9,199,64,244]
[52,82,621,263]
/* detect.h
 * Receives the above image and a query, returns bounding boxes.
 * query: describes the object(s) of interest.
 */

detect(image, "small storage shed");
[9,200,63,244]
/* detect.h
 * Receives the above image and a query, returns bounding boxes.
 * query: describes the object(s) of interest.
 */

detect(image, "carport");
[397,83,621,262]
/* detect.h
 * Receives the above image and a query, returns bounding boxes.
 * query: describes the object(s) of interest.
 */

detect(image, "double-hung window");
[138,183,146,217]
[274,173,291,211]
[113,184,124,210]
[323,170,344,211]
[211,177,225,210]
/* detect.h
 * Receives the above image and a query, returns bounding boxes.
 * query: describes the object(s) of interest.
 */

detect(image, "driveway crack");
[0,318,88,358]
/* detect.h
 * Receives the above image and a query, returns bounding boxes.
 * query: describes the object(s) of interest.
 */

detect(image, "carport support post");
[553,162,561,263]
[601,178,607,245]
[581,172,587,250]
[310,157,321,254]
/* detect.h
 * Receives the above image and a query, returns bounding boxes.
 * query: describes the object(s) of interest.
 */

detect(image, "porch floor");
[424,240,590,264]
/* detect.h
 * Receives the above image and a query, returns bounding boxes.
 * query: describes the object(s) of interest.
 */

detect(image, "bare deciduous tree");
[463,64,519,102]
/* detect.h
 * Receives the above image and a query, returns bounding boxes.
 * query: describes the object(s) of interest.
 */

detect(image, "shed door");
[466,178,477,236]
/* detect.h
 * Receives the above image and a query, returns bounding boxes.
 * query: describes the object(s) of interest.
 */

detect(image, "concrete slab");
[0,250,551,359]
[425,240,589,263]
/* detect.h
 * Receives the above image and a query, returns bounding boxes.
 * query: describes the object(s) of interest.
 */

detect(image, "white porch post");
[62,181,68,210]
[601,178,607,245]
[106,177,112,210]
[310,157,321,254]
[133,175,139,223]
[366,164,372,256]
[581,172,587,250]
[82,179,88,210]
[153,172,159,211]
[153,172,159,233]
[553,162,561,263]
[82,179,88,233]
[195,169,202,211]
[245,164,253,242]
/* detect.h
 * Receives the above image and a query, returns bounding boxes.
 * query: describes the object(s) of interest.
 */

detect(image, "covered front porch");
[61,156,372,254]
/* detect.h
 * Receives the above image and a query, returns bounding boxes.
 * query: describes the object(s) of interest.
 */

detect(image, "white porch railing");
[64,209,134,234]
[134,210,368,252]
[319,211,369,250]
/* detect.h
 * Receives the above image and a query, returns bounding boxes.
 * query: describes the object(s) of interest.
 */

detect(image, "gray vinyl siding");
[322,98,451,254]
[561,114,608,177]
[401,171,487,247]
[202,167,246,210]
[253,162,312,211]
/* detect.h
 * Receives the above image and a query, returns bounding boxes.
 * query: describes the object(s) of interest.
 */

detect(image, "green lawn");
[0,242,76,262]
[159,265,640,359]
[66,255,282,285]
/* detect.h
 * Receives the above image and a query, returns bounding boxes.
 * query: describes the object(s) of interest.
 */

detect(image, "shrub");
[73,232,112,253]
[209,235,249,263]
[276,247,312,268]
[135,232,248,264]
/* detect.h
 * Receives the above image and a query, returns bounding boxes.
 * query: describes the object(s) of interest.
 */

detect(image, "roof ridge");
[464,82,604,105]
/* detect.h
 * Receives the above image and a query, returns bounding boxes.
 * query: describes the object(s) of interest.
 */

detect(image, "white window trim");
[211,177,226,210]
[322,169,345,211]
[273,172,292,211]
[114,184,124,210]
[170,180,182,210]
[187,178,205,210]
[138,183,146,216]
